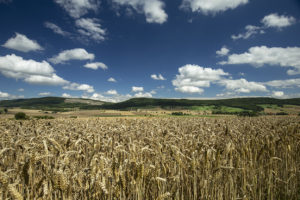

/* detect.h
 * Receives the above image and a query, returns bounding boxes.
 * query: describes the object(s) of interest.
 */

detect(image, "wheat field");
[0,116,299,200]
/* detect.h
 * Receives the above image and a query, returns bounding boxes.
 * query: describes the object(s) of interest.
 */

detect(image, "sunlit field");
[0,116,299,199]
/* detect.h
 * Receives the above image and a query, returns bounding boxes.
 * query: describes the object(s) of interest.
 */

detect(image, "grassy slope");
[0,97,110,111]
[190,106,246,113]
[101,97,300,112]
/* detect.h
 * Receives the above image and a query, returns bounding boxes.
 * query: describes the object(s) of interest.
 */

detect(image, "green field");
[191,105,246,113]
[259,104,282,109]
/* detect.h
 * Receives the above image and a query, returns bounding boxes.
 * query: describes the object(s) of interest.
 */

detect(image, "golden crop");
[0,116,299,200]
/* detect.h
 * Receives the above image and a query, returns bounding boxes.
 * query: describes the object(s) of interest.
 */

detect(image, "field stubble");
[0,116,299,200]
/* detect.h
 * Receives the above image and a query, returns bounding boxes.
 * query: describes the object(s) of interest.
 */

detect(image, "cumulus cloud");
[220,46,300,75]
[231,25,264,40]
[49,48,95,64]
[150,90,157,94]
[62,93,72,98]
[0,91,24,99]
[24,74,69,86]
[88,93,132,103]
[0,54,54,78]
[216,46,230,56]
[38,92,51,96]
[63,83,95,93]
[0,91,10,98]
[180,0,248,15]
[2,33,43,52]
[112,0,167,24]
[54,0,99,18]
[132,86,144,92]
[264,78,300,88]
[134,92,152,98]
[172,64,229,94]
[219,78,268,93]
[0,54,69,86]
[175,86,204,94]
[18,88,24,92]
[44,22,70,36]
[84,62,108,70]
[232,13,296,40]
[173,64,270,95]
[272,91,284,98]
[261,13,296,28]
[106,89,118,95]
[108,77,117,82]
[151,74,166,80]
[0,54,98,91]
[75,18,106,42]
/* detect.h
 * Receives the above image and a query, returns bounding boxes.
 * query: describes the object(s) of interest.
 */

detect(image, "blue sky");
[0,0,300,102]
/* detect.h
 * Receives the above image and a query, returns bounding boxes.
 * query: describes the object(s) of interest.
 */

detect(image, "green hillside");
[0,97,109,111]
[1,97,300,112]
[100,97,300,112]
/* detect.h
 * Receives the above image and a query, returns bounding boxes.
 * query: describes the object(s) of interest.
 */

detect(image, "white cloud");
[63,83,95,93]
[0,91,10,98]
[219,78,268,93]
[220,46,300,75]
[232,14,296,41]
[172,64,229,94]
[0,54,69,86]
[89,93,132,103]
[54,0,99,18]
[106,89,118,95]
[24,74,69,86]
[49,48,95,64]
[216,46,230,56]
[2,33,43,52]
[134,92,152,98]
[175,86,204,94]
[62,93,72,98]
[132,86,144,92]
[112,0,167,24]
[84,62,108,70]
[150,90,157,94]
[89,93,104,100]
[44,22,70,36]
[261,13,296,28]
[18,88,24,92]
[151,74,166,80]
[180,0,248,15]
[0,54,54,78]
[38,92,51,96]
[216,91,236,98]
[173,64,270,95]
[75,18,106,42]
[264,78,300,88]
[0,91,24,100]
[231,25,264,40]
[272,91,284,98]
[108,77,117,82]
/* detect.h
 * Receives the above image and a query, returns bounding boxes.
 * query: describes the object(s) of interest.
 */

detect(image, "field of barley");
[0,116,299,200]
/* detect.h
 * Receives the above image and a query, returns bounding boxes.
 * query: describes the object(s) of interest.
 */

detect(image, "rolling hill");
[0,97,300,112]
[0,97,109,111]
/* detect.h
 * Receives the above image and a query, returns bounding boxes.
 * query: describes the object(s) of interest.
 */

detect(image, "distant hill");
[101,97,300,112]
[0,97,109,111]
[1,97,300,112]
